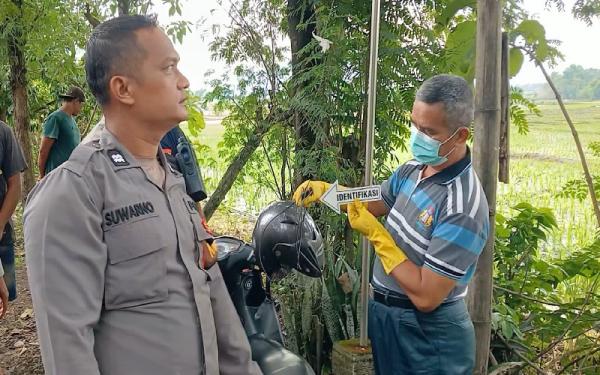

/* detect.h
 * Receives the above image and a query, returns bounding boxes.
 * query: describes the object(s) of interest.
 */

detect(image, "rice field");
[188,101,600,254]
[497,101,600,255]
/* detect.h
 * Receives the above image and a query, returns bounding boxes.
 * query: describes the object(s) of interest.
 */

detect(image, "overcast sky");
[511,0,600,85]
[155,0,600,90]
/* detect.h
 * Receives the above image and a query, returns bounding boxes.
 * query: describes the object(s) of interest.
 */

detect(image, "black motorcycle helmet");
[253,201,324,278]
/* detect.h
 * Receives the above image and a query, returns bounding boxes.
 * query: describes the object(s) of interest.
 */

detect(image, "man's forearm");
[387,260,455,313]
[388,261,427,303]
[38,137,55,177]
[38,156,47,177]
[0,175,21,226]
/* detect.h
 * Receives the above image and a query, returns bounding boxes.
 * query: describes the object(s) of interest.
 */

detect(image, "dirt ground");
[0,250,44,375]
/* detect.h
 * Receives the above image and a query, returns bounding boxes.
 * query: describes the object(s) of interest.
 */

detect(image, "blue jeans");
[368,298,475,374]
[0,223,16,301]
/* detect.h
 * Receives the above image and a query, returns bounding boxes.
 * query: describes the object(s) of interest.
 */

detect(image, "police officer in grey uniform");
[24,15,261,375]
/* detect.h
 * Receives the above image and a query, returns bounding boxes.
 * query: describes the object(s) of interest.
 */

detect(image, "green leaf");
[321,281,344,342]
[435,0,476,28]
[301,278,315,340]
[535,40,550,61]
[500,319,513,339]
[508,48,524,78]
[445,20,477,80]
[513,202,533,211]
[514,20,546,44]
[496,226,511,238]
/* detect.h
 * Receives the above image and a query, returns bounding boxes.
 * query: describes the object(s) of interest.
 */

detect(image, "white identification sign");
[320,180,382,214]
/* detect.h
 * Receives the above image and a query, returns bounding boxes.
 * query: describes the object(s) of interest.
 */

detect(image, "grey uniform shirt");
[25,129,261,375]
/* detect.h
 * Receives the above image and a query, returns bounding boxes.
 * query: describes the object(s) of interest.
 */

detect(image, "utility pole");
[359,0,381,347]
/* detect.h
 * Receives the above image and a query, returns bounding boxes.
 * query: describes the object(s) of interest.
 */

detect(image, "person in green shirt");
[38,86,85,178]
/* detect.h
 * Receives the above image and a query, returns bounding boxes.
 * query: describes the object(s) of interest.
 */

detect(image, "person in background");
[0,119,27,313]
[294,74,490,375]
[38,86,84,178]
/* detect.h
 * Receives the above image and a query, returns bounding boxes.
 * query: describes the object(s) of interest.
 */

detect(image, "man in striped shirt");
[294,74,489,374]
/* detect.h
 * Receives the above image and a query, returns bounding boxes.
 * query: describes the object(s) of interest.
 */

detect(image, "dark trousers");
[0,223,16,301]
[368,298,475,374]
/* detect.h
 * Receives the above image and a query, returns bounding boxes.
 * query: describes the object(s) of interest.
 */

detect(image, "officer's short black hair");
[85,15,159,106]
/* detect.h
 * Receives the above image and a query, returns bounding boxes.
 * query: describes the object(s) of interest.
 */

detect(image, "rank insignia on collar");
[107,149,129,167]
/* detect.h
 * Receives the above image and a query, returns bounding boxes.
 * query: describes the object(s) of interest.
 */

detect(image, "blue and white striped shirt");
[373,149,490,301]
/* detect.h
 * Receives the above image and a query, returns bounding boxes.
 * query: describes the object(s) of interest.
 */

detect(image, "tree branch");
[81,102,99,138]
[493,285,562,307]
[497,334,547,375]
[84,2,101,28]
[261,139,283,199]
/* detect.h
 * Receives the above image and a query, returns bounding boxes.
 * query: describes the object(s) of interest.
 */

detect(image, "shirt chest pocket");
[103,214,168,310]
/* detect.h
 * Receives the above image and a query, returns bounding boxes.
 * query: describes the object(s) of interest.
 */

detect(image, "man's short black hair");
[85,15,158,105]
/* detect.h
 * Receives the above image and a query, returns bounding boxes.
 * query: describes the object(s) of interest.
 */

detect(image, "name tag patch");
[104,201,155,227]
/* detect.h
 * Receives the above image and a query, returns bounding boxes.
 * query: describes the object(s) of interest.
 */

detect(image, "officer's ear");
[108,75,135,106]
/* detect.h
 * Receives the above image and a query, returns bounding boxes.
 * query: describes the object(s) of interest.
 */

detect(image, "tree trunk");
[288,0,318,185]
[467,1,502,374]
[7,0,36,201]
[118,0,130,16]
[498,32,510,184]
[84,2,101,27]
[203,121,271,221]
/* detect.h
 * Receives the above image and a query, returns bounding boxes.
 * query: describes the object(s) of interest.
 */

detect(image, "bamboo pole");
[499,32,510,184]
[467,1,502,374]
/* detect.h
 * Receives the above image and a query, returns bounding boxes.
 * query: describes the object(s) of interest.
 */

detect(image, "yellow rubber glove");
[347,200,407,274]
[293,180,331,207]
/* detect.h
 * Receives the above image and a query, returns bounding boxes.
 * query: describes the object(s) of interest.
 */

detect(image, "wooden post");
[498,32,510,184]
[467,1,502,375]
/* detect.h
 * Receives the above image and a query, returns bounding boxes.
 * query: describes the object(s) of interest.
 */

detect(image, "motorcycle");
[213,201,324,375]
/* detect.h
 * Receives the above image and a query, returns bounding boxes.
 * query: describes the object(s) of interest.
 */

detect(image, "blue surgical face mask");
[409,124,461,166]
